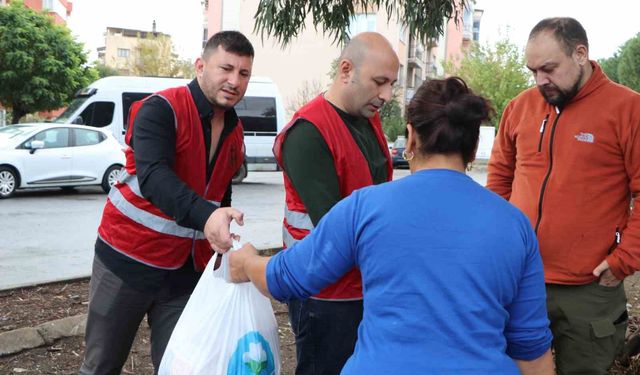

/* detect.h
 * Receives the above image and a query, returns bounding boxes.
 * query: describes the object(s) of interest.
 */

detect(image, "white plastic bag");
[159,244,280,375]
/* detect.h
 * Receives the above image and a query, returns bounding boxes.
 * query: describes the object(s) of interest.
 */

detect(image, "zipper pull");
[616,227,621,244]
[539,114,549,133]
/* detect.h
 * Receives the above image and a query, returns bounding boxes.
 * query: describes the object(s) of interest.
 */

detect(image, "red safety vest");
[98,85,244,271]
[273,94,392,300]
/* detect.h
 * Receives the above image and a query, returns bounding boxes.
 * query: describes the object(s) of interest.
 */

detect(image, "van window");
[54,97,89,123]
[122,92,152,130]
[76,101,115,127]
[235,97,277,136]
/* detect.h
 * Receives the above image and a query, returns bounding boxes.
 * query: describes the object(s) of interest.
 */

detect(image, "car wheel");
[101,165,123,193]
[232,162,248,184]
[0,167,18,199]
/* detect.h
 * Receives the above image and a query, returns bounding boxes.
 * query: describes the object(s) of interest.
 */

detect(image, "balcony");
[408,44,426,69]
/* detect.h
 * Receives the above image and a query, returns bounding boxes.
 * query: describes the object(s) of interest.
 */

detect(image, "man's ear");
[575,44,589,65]
[338,59,354,83]
[195,57,205,77]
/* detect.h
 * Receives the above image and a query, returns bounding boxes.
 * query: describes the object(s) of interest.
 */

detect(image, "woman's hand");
[229,243,258,283]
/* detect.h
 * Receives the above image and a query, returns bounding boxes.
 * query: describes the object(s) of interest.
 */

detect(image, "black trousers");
[287,298,363,375]
[79,256,190,375]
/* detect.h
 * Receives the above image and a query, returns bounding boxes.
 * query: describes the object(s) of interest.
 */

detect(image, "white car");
[0,123,125,198]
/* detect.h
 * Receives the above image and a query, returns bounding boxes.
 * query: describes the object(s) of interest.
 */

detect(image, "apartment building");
[97,24,171,76]
[1,0,72,24]
[204,0,481,116]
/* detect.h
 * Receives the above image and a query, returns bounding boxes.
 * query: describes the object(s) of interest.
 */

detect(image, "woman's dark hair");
[203,30,254,59]
[406,77,492,165]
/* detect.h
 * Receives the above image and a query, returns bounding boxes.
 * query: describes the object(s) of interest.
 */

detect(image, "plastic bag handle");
[212,240,241,282]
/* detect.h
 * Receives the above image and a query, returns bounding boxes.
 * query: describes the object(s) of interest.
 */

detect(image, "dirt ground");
[2,277,640,374]
[0,278,296,374]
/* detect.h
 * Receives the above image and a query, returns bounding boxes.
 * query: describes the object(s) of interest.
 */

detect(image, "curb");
[0,248,283,357]
[0,314,87,357]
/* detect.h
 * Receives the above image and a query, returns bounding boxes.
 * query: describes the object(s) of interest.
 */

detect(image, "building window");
[348,14,377,37]
[399,24,407,44]
[117,48,130,58]
[463,6,474,40]
[398,64,404,87]
[202,28,208,49]
[42,0,68,20]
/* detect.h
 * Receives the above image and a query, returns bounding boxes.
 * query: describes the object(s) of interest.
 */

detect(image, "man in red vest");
[273,32,398,375]
[80,31,252,374]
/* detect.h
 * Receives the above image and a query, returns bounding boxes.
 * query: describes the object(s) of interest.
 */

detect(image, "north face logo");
[574,132,594,143]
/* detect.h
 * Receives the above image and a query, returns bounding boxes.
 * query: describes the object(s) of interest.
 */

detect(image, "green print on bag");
[227,331,275,375]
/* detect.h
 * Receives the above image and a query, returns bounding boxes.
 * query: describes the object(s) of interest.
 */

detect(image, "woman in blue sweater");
[229,77,553,374]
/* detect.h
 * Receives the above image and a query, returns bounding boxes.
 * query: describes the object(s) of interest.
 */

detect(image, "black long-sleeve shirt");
[132,79,237,230]
[96,79,240,294]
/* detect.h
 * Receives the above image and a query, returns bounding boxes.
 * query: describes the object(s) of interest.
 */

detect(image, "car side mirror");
[29,140,44,154]
[71,116,84,125]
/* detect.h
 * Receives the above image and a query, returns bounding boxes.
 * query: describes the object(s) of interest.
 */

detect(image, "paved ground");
[0,167,487,291]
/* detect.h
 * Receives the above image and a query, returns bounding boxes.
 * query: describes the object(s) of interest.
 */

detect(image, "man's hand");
[593,260,622,287]
[204,207,244,253]
[229,243,258,283]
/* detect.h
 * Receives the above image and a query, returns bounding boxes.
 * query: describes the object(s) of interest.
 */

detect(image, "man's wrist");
[193,200,218,231]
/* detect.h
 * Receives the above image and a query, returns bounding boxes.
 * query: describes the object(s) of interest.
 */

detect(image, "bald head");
[325,32,400,118]
[339,32,398,70]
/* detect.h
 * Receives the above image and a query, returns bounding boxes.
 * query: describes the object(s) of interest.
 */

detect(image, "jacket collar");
[187,79,239,129]
[570,60,609,104]
[188,79,214,120]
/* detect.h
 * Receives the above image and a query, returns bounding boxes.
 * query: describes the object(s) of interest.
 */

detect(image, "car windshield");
[0,125,36,148]
[393,137,406,148]
[53,97,89,123]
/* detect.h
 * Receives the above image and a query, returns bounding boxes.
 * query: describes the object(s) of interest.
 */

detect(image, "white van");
[51,76,286,182]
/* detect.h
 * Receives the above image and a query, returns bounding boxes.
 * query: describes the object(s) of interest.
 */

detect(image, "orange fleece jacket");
[487,62,640,284]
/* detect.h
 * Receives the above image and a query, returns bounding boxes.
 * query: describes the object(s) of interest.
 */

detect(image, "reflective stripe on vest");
[283,207,314,248]
[108,187,205,239]
[283,225,299,248]
[109,171,221,240]
[285,207,314,231]
[118,170,221,206]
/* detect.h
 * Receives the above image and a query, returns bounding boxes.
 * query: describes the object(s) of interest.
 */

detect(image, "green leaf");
[253,0,466,47]
[444,38,533,130]
[0,1,93,123]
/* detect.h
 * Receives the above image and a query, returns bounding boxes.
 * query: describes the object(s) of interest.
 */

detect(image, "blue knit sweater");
[267,169,552,374]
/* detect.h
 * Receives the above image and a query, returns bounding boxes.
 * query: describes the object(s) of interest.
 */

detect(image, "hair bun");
[445,95,490,129]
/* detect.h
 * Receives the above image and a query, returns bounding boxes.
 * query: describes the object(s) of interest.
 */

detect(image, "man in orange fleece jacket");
[487,17,640,374]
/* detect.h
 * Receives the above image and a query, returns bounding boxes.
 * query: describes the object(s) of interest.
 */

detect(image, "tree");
[599,53,620,83]
[128,33,195,78]
[94,61,119,78]
[0,2,96,123]
[617,33,640,92]
[445,39,532,128]
[286,80,325,117]
[379,94,405,141]
[254,0,466,46]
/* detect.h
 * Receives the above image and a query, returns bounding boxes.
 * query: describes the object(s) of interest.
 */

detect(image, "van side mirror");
[29,140,45,154]
[71,116,84,125]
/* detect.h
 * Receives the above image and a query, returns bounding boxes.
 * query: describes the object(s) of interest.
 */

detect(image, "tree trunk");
[10,107,26,124]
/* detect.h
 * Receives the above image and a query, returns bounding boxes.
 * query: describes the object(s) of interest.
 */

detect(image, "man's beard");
[539,67,583,108]
[208,84,240,110]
